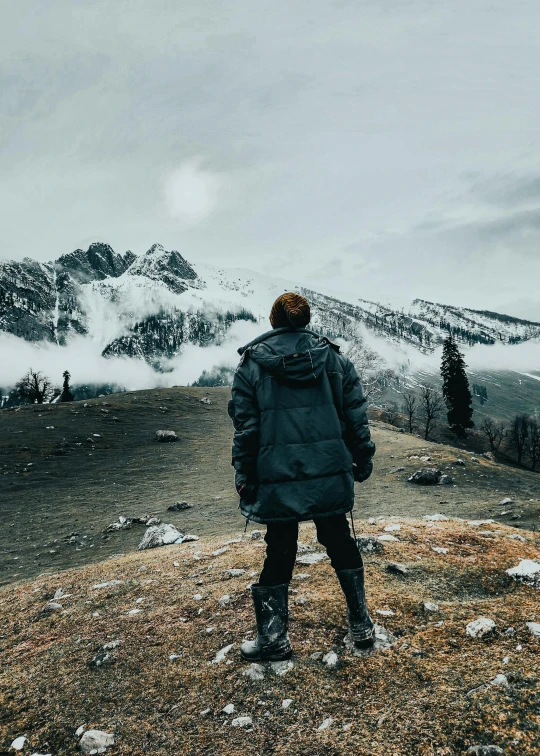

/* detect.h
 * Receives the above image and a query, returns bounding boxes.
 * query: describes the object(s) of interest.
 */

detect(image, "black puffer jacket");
[228,327,375,523]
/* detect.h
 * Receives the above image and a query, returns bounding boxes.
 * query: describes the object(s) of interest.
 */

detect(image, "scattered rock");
[438,474,453,485]
[376,609,395,617]
[225,569,246,577]
[42,602,63,613]
[218,594,231,607]
[423,513,449,521]
[466,617,496,639]
[317,717,334,731]
[322,651,339,667]
[212,546,230,556]
[93,580,124,590]
[378,534,399,542]
[296,552,328,565]
[89,652,115,668]
[104,516,132,532]
[269,660,294,675]
[490,674,509,688]
[356,536,384,554]
[468,519,495,526]
[452,459,466,466]
[507,534,526,542]
[467,746,504,755]
[222,703,235,714]
[383,523,401,532]
[432,547,449,554]
[506,559,540,588]
[251,530,263,540]
[408,468,442,485]
[499,497,513,506]
[146,517,161,526]
[243,663,265,681]
[212,644,235,664]
[388,467,406,474]
[137,523,184,550]
[423,602,439,613]
[526,621,540,637]
[282,698,293,709]
[102,639,121,651]
[79,730,115,754]
[293,573,311,581]
[199,397,212,405]
[168,501,193,511]
[182,534,199,542]
[10,736,27,751]
[231,716,252,728]
[386,562,409,576]
[155,430,178,443]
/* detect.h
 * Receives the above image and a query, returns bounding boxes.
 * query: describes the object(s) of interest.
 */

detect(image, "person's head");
[269,292,311,329]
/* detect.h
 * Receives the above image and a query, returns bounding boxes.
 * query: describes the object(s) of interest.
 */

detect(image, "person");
[228,292,376,662]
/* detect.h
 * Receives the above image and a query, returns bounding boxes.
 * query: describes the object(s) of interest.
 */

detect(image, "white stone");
[423,514,449,521]
[490,674,509,688]
[376,609,395,617]
[212,546,229,556]
[218,594,231,606]
[75,726,85,737]
[282,698,293,709]
[507,534,526,542]
[102,640,121,651]
[423,602,439,613]
[322,651,339,667]
[222,703,235,714]
[506,559,540,587]
[269,660,294,675]
[231,716,252,728]
[526,621,540,637]
[243,663,265,681]
[293,573,311,581]
[225,569,246,577]
[296,552,328,565]
[317,717,334,731]
[212,644,234,664]
[126,608,141,615]
[378,534,398,542]
[466,617,496,638]
[432,547,449,554]
[79,730,115,755]
[92,580,123,590]
[384,524,401,532]
[10,736,27,751]
[193,594,203,601]
[468,519,495,526]
[499,498,513,506]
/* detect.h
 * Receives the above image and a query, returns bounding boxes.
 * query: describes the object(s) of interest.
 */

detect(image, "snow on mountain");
[1,242,540,381]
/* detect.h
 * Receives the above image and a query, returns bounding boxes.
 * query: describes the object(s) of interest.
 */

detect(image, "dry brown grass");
[1,518,540,755]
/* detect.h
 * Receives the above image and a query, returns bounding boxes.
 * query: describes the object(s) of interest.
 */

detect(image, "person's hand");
[235,470,259,504]
[353,458,373,483]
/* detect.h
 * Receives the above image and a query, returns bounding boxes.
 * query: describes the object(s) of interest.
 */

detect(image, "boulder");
[466,617,496,638]
[467,747,504,756]
[505,559,540,588]
[438,474,453,485]
[408,468,442,485]
[526,622,540,637]
[155,430,178,443]
[242,663,265,681]
[137,523,184,550]
[79,730,115,754]
[296,552,328,565]
[386,562,409,576]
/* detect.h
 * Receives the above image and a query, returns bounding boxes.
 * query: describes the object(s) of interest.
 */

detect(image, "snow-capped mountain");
[1,242,540,373]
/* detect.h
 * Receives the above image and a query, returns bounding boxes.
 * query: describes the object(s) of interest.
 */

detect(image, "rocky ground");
[1,387,539,587]
[1,517,540,755]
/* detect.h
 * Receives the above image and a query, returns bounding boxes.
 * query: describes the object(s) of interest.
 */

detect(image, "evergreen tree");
[60,370,74,402]
[440,335,474,437]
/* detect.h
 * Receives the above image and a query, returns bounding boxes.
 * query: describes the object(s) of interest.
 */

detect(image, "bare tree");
[402,391,417,434]
[507,414,530,466]
[528,418,540,471]
[347,341,397,405]
[480,417,506,451]
[15,369,56,404]
[419,386,444,441]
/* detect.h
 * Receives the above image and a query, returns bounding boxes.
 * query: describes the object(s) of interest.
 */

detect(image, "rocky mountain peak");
[54,242,134,284]
[125,243,198,294]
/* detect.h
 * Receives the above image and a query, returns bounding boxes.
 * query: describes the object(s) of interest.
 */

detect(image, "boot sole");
[240,648,293,662]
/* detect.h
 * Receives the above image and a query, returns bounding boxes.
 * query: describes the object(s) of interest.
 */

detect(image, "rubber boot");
[337,567,375,649]
[240,583,293,661]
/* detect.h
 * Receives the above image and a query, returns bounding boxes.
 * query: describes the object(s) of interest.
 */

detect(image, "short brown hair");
[270,292,311,329]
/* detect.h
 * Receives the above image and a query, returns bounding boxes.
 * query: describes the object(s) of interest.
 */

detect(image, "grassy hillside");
[1,518,539,755]
[2,388,540,587]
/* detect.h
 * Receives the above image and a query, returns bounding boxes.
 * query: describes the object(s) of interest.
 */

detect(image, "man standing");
[228,292,376,661]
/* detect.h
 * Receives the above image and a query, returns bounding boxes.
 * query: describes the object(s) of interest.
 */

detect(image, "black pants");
[258,513,363,586]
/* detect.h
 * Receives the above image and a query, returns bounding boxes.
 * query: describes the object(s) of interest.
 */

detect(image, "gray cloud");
[1,0,540,316]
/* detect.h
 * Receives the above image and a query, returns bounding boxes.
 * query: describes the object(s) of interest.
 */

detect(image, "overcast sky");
[2,0,540,318]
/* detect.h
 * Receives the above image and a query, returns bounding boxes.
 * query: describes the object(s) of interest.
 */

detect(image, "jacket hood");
[239,328,339,385]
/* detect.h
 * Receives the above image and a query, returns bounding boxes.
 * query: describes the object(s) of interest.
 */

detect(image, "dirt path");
[1,387,539,587]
